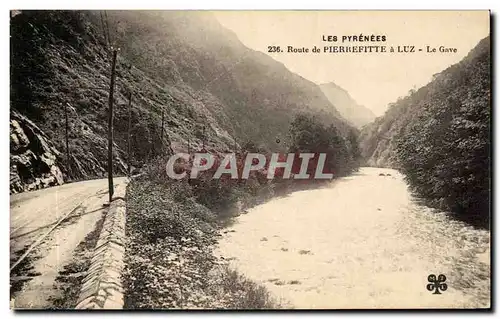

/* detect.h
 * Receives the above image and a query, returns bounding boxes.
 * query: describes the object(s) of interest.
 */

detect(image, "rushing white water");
[216,167,490,309]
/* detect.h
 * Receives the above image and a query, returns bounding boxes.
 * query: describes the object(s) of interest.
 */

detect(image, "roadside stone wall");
[75,182,127,309]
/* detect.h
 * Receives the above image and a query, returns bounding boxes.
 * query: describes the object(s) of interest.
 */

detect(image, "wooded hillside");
[360,36,490,227]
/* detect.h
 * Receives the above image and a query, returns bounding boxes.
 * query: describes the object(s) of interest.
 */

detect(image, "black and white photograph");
[9,9,491,310]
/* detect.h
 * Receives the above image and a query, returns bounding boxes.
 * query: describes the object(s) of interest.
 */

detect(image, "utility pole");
[202,126,206,150]
[127,91,132,176]
[161,108,165,150]
[150,127,155,158]
[107,48,118,202]
[64,103,70,171]
[99,11,110,48]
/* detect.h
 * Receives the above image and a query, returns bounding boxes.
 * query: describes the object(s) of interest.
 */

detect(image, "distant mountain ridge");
[319,82,376,128]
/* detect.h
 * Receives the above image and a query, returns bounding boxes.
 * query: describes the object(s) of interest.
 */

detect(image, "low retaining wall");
[75,181,128,309]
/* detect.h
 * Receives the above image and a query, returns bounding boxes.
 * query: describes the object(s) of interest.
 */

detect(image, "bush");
[123,176,282,309]
[206,266,280,309]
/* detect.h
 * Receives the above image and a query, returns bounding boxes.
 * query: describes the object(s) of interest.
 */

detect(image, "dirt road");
[10,177,127,309]
[216,167,490,309]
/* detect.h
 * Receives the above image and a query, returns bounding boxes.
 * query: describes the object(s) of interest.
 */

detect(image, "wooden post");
[103,11,111,49]
[151,126,155,158]
[202,126,206,150]
[107,49,118,202]
[127,91,132,176]
[99,11,109,48]
[64,103,70,170]
[161,108,165,149]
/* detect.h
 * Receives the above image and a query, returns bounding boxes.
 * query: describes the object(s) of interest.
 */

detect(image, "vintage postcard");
[10,10,491,310]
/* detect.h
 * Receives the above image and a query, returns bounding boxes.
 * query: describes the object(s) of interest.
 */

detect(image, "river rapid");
[216,167,490,309]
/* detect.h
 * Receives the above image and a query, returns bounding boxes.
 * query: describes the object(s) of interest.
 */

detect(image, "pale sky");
[215,11,490,116]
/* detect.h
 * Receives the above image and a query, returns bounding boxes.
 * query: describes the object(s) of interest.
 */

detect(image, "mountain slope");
[360,36,490,168]
[10,10,354,193]
[360,36,490,227]
[103,11,350,142]
[320,82,376,128]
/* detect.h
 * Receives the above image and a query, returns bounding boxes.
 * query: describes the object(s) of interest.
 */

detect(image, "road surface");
[10,177,127,309]
[216,167,490,309]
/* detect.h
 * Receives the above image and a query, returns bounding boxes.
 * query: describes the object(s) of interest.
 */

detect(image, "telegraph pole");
[107,48,118,202]
[161,108,165,150]
[127,91,132,176]
[64,103,70,171]
[202,126,206,150]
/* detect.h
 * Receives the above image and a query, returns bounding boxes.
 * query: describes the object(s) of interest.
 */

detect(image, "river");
[216,167,490,309]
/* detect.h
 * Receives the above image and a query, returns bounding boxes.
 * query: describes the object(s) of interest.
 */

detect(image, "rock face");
[10,111,65,193]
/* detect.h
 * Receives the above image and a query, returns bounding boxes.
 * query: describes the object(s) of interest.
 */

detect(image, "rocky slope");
[10,10,354,193]
[320,82,376,129]
[10,111,64,193]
